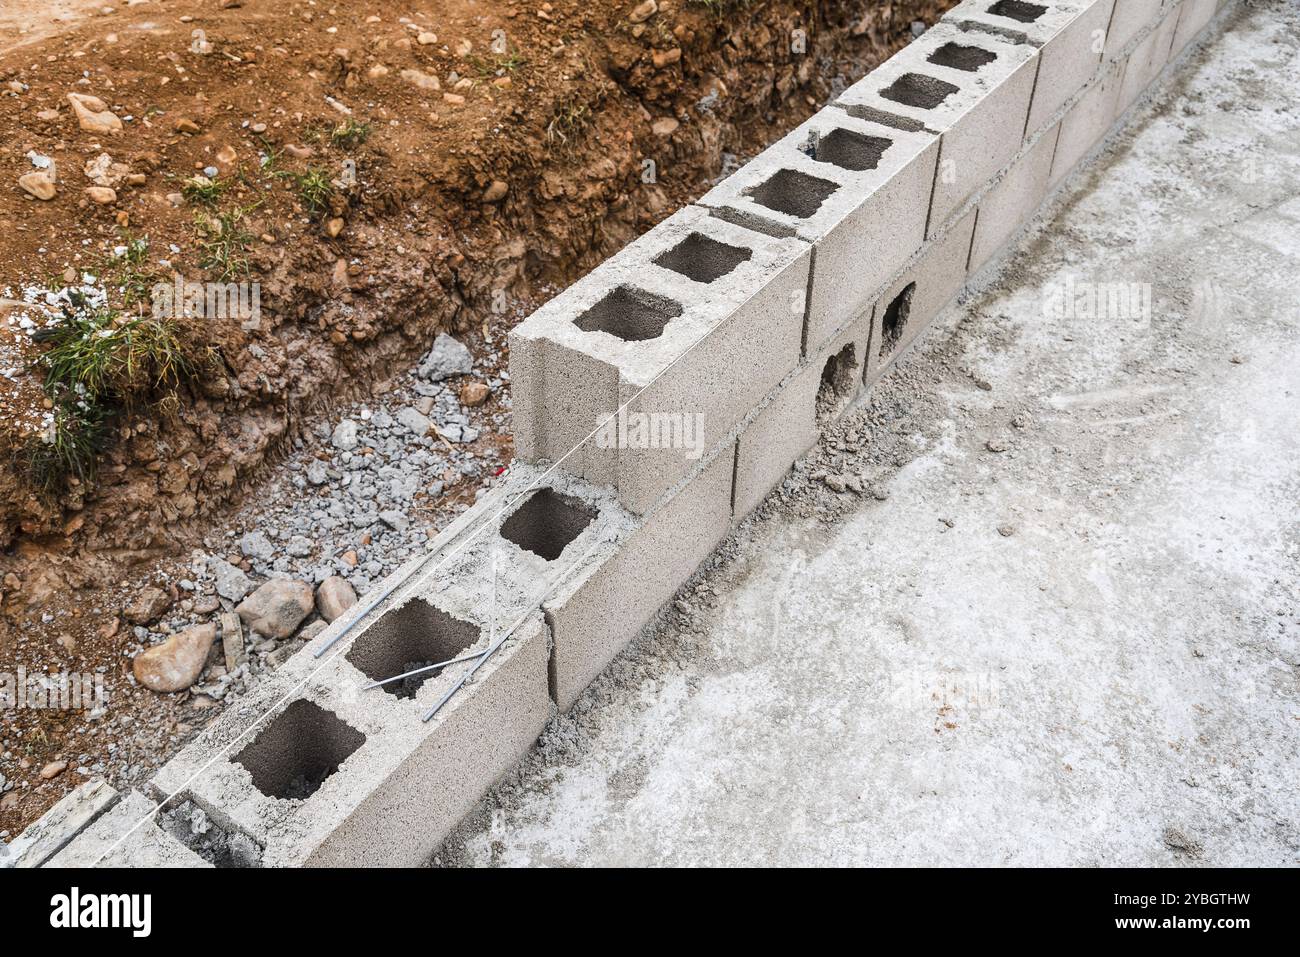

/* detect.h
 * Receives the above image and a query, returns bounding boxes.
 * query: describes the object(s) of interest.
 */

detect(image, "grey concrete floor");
[441,1,1300,867]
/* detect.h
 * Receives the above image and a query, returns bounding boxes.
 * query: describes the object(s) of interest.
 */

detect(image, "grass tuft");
[181,174,227,207]
[39,300,192,399]
[194,204,258,281]
[330,119,372,148]
[24,399,108,494]
[293,167,335,216]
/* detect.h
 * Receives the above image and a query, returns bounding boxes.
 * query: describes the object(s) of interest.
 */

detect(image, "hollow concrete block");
[1050,58,1126,186]
[542,450,734,711]
[1171,0,1218,56]
[510,204,809,515]
[697,110,938,355]
[870,207,980,381]
[969,125,1060,273]
[732,306,875,521]
[1116,4,1181,114]
[45,791,210,868]
[835,23,1037,237]
[948,0,1117,137]
[1105,0,1165,59]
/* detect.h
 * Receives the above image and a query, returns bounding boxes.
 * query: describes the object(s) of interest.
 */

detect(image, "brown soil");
[0,0,950,838]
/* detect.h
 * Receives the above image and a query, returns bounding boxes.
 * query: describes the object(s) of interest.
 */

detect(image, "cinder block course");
[698,110,938,354]
[544,450,734,710]
[46,0,1240,868]
[948,0,1117,137]
[1105,0,1166,59]
[1116,4,1182,113]
[510,204,809,515]
[1171,0,1218,56]
[870,208,980,379]
[969,126,1060,272]
[835,23,1037,237]
[1050,58,1126,185]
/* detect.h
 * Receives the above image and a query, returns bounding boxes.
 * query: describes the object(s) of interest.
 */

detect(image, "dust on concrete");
[435,0,1300,867]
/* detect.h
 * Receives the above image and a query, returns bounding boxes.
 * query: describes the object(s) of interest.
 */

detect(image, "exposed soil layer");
[0,0,951,837]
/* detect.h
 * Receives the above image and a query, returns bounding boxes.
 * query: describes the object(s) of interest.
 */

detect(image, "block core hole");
[745,168,840,219]
[802,127,892,172]
[233,699,365,802]
[500,488,596,562]
[574,286,682,342]
[346,598,481,699]
[880,72,960,110]
[654,232,752,283]
[988,0,1048,23]
[928,42,998,72]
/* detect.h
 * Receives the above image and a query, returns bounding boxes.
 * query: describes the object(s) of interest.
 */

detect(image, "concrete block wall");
[697,112,938,354]
[834,24,1037,239]
[37,0,1237,867]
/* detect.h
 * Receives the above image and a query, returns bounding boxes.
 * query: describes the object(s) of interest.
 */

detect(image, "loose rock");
[316,576,358,622]
[18,172,56,200]
[124,586,171,625]
[417,334,473,381]
[133,623,217,693]
[66,92,123,134]
[211,559,252,602]
[236,579,314,639]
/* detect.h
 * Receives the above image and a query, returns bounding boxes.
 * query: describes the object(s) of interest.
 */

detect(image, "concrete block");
[148,596,551,867]
[732,369,820,521]
[1116,4,1181,113]
[543,450,734,710]
[5,780,117,868]
[1105,0,1165,59]
[1171,0,1218,56]
[835,23,1037,237]
[148,495,564,868]
[697,110,938,354]
[147,447,737,856]
[969,126,1060,273]
[1050,58,1125,185]
[510,204,808,515]
[45,791,210,868]
[948,0,1116,136]
[732,303,876,521]
[870,208,980,380]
